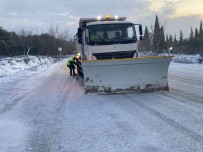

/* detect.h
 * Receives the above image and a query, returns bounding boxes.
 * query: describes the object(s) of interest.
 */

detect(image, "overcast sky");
[0,0,203,38]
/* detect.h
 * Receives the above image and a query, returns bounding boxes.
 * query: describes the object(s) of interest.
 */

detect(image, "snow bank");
[172,54,202,64]
[0,56,55,77]
[139,51,202,64]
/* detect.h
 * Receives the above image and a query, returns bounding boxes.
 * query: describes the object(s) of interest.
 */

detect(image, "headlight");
[97,16,101,20]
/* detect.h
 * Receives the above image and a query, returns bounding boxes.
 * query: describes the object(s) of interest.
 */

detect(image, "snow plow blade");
[81,56,173,94]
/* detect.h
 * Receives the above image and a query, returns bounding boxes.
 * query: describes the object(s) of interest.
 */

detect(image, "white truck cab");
[75,16,143,60]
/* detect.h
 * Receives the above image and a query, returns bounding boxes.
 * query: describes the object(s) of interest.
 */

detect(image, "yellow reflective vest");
[66,57,74,66]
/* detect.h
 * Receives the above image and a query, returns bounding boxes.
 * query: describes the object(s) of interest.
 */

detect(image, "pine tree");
[166,35,169,42]
[165,35,169,49]
[199,21,202,36]
[189,27,194,40]
[159,26,165,51]
[153,15,160,52]
[195,28,199,38]
[199,21,203,52]
[142,26,151,51]
[188,27,195,53]
[174,35,178,47]
[179,30,183,45]
[169,35,173,42]
[165,34,173,50]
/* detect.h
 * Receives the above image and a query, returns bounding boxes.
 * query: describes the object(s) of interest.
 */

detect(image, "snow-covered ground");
[0,57,203,151]
[0,56,55,77]
[139,52,202,64]
[0,54,201,78]
[173,54,202,64]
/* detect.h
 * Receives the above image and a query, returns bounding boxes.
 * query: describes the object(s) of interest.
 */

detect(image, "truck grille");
[93,50,136,60]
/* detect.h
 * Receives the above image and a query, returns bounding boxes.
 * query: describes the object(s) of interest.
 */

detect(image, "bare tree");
[16,28,33,55]
[47,24,59,38]
[47,24,71,41]
[58,29,71,41]
[17,28,33,36]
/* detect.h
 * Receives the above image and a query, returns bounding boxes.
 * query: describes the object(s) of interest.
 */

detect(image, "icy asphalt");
[0,61,203,152]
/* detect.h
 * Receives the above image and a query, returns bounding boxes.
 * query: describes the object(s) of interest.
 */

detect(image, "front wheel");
[76,59,84,78]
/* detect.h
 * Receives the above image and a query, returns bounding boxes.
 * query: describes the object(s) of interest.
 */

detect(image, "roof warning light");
[105,14,110,19]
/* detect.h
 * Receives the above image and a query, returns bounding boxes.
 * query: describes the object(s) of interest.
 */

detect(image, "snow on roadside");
[0,54,202,79]
[173,54,202,64]
[139,52,202,64]
[0,56,55,77]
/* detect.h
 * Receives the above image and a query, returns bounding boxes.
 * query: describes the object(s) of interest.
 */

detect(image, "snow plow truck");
[74,15,173,94]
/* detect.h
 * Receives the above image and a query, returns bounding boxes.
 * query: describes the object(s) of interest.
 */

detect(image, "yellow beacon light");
[106,14,110,19]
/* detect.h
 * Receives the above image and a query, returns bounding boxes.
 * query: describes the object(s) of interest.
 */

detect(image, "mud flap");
[81,56,173,94]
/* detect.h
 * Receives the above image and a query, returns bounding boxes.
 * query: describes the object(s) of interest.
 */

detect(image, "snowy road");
[0,61,203,152]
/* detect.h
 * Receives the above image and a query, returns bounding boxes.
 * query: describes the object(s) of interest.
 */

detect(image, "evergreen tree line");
[140,15,203,55]
[0,25,75,57]
[1,16,203,56]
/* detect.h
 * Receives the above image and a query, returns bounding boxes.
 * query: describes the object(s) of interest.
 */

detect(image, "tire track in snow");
[25,63,84,152]
[124,95,203,144]
[169,74,203,86]
[168,66,203,105]
[168,77,203,104]
[158,92,203,112]
[0,88,40,115]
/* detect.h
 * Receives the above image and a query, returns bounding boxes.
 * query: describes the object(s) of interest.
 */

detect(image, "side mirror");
[139,25,143,36]
[78,39,83,44]
[78,28,83,39]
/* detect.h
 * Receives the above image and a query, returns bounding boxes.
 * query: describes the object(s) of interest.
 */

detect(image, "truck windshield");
[88,23,136,45]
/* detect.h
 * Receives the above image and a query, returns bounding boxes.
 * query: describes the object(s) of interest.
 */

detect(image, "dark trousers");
[67,65,76,75]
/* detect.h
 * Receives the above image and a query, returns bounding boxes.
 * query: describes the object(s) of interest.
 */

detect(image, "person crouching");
[66,57,77,76]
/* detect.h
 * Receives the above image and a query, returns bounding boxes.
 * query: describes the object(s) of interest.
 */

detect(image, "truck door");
[83,29,92,60]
